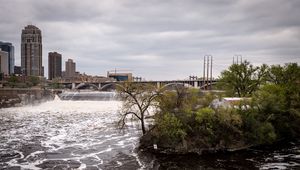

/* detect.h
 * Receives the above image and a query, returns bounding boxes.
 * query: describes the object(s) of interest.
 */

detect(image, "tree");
[49,78,62,89]
[155,112,187,145]
[261,63,300,138]
[157,86,198,114]
[28,76,40,86]
[118,82,161,135]
[267,63,300,109]
[218,60,268,97]
[8,75,19,88]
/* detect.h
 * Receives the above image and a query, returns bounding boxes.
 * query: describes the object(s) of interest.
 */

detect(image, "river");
[0,92,299,169]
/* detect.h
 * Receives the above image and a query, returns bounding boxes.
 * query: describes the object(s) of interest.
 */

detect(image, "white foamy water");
[0,98,144,169]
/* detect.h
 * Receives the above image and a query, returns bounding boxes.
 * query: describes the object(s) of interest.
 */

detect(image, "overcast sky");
[0,0,299,80]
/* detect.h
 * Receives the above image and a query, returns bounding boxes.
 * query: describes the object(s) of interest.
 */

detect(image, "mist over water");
[59,91,118,101]
[0,96,145,169]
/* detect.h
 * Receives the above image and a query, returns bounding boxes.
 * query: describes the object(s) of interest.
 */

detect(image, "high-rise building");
[65,59,76,78]
[0,41,15,74]
[21,25,43,76]
[48,52,62,80]
[14,66,22,75]
[0,49,9,75]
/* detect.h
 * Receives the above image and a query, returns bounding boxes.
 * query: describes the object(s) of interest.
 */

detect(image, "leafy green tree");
[254,63,300,139]
[268,65,285,85]
[50,79,62,89]
[28,76,40,86]
[218,61,268,97]
[157,87,200,116]
[8,75,19,88]
[267,63,300,109]
[156,112,186,144]
[154,88,246,149]
[140,62,299,153]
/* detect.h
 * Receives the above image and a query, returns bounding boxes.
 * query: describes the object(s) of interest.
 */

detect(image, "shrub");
[155,113,186,145]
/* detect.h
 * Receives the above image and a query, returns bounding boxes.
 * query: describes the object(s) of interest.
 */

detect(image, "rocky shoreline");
[139,129,298,157]
[139,127,258,156]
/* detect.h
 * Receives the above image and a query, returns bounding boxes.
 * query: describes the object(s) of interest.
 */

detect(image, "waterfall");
[54,94,61,101]
[58,91,118,101]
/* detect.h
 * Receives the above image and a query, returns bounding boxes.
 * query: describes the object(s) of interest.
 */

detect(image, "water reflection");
[152,141,300,169]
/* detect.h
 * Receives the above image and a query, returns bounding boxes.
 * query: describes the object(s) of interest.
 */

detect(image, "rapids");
[0,96,144,169]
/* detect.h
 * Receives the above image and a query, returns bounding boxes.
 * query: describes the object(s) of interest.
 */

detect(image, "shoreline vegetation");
[118,62,300,155]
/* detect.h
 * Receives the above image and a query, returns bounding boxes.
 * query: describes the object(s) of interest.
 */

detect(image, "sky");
[0,0,299,80]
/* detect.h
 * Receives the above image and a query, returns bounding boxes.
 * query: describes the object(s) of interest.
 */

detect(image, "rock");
[139,128,250,156]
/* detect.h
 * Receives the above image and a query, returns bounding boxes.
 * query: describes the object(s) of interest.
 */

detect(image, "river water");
[0,92,299,169]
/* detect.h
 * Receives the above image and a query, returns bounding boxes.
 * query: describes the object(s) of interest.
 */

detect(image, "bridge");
[59,79,217,91]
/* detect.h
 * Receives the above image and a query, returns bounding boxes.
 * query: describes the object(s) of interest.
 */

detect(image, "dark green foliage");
[49,79,62,89]
[154,90,245,149]
[27,76,40,87]
[268,63,300,110]
[150,62,300,151]
[194,107,244,147]
[253,63,300,139]
[238,108,277,145]
[8,75,19,87]
[155,113,186,145]
[218,61,268,97]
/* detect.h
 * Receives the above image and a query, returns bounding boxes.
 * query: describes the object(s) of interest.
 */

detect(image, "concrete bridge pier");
[98,83,102,89]
[194,81,198,88]
[157,82,160,89]
[72,83,76,89]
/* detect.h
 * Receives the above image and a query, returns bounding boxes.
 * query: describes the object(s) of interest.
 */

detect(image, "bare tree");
[117,82,161,135]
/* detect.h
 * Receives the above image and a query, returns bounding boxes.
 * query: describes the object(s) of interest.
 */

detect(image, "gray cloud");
[0,0,299,80]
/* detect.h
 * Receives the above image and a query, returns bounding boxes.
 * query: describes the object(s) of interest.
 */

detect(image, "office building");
[107,71,133,81]
[0,49,9,75]
[14,66,22,75]
[21,25,43,76]
[65,59,76,78]
[48,52,62,80]
[0,41,15,74]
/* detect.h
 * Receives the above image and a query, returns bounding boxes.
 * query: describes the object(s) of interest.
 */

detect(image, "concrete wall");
[0,88,54,108]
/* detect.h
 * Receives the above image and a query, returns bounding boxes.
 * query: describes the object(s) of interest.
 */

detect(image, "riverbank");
[0,88,54,108]
[141,139,300,169]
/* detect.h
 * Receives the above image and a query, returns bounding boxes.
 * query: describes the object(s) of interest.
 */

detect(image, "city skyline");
[0,0,299,80]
